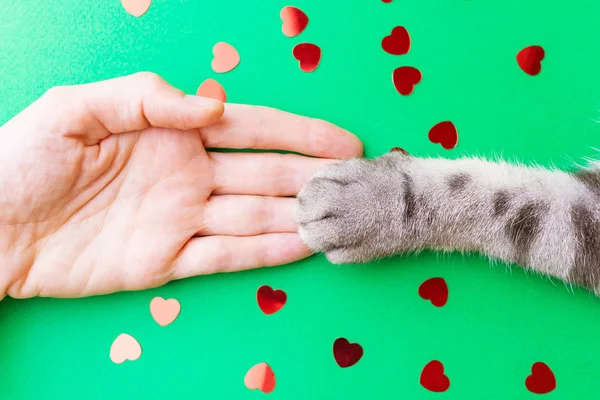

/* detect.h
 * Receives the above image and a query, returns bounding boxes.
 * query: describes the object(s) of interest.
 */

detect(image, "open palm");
[0,73,362,298]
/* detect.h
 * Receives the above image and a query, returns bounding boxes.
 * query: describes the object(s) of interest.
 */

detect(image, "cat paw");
[295,153,409,264]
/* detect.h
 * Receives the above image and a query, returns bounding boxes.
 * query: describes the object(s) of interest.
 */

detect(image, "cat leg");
[296,153,600,293]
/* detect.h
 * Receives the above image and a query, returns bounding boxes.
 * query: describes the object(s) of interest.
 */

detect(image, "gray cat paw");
[295,154,409,264]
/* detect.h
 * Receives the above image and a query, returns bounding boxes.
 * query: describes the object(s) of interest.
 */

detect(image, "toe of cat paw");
[295,154,408,264]
[295,159,382,261]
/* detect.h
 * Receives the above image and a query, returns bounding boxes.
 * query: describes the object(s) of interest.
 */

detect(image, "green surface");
[1,0,600,398]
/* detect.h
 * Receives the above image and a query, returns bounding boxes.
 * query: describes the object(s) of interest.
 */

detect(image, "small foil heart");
[257,285,287,315]
[333,338,363,368]
[392,66,421,95]
[390,147,409,155]
[428,121,458,150]
[526,362,556,394]
[382,26,410,55]
[293,43,321,73]
[420,360,450,392]
[280,6,308,37]
[418,277,449,307]
[517,45,545,76]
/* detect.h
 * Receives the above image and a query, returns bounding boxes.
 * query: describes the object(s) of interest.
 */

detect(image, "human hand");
[0,72,362,298]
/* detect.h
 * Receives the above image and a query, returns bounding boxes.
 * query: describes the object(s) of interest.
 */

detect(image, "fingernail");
[184,95,222,106]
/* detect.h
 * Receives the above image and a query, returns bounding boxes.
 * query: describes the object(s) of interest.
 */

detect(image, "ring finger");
[198,195,298,236]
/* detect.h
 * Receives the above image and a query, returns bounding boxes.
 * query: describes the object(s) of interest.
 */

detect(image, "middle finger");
[198,195,297,236]
[210,152,339,196]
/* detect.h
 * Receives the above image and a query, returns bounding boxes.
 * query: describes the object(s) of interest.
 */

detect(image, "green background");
[1,0,600,398]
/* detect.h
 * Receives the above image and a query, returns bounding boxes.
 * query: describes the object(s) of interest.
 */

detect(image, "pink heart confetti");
[121,0,151,17]
[150,297,181,327]
[110,333,142,364]
[211,42,240,74]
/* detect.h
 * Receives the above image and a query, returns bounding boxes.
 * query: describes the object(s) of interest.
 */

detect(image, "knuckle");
[214,237,233,270]
[253,196,271,232]
[132,71,165,90]
[306,118,335,151]
[268,155,296,189]
[248,107,272,148]
[41,85,71,102]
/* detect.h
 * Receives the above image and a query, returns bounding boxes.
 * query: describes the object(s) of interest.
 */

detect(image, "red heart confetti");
[280,6,308,37]
[382,0,393,2]
[526,362,556,394]
[244,362,276,393]
[257,285,287,315]
[333,338,363,368]
[516,45,545,76]
[293,43,321,72]
[382,26,410,55]
[392,66,421,95]
[418,277,448,307]
[390,147,409,155]
[420,360,450,392]
[428,121,458,150]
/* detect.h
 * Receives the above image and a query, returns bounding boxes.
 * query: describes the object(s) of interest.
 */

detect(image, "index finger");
[200,104,363,159]
[13,72,224,145]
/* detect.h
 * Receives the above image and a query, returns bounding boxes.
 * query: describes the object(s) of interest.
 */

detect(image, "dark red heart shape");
[392,66,421,96]
[517,45,545,76]
[418,277,448,307]
[390,147,409,155]
[382,26,410,55]
[292,43,321,73]
[526,362,556,394]
[428,121,458,150]
[333,338,363,368]
[420,360,450,392]
[257,285,287,315]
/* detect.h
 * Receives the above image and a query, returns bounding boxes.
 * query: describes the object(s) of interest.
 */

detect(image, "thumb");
[16,72,224,145]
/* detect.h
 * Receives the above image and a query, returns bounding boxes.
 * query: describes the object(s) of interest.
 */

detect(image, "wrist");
[401,156,488,252]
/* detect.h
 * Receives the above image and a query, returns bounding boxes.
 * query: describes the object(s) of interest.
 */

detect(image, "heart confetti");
[257,285,287,315]
[333,338,363,368]
[244,362,276,393]
[419,277,449,307]
[150,297,181,327]
[121,0,151,17]
[517,45,545,76]
[382,26,410,55]
[526,362,556,394]
[211,42,240,74]
[196,79,227,102]
[110,333,142,364]
[280,6,309,37]
[428,121,458,150]
[392,66,421,95]
[293,43,321,73]
[390,147,409,155]
[420,360,450,392]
